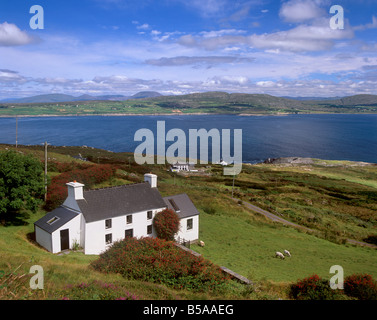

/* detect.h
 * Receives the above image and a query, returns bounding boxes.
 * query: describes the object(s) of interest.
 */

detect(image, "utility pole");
[44,141,49,201]
[231,168,235,199]
[15,116,18,148]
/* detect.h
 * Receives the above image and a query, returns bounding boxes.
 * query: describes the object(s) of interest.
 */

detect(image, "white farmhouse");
[34,174,199,255]
[170,162,197,172]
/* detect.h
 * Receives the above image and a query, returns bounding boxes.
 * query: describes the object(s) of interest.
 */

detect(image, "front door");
[60,229,69,251]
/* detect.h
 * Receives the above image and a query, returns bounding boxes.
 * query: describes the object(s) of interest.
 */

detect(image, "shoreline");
[1,112,377,118]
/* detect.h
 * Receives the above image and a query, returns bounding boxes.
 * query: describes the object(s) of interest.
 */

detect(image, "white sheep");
[275,251,285,259]
[284,250,291,257]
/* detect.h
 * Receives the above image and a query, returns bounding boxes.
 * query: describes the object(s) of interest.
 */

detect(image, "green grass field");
[1,144,376,300]
[194,212,377,283]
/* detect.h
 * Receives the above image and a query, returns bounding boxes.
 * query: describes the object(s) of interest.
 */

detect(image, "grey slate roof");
[163,193,200,219]
[77,182,167,223]
[34,206,79,234]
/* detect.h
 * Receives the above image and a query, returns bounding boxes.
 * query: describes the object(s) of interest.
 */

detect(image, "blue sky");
[0,0,377,98]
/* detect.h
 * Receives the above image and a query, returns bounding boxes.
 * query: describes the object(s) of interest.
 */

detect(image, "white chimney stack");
[144,173,157,188]
[66,181,85,200]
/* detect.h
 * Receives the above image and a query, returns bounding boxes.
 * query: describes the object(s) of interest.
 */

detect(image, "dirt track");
[232,198,377,249]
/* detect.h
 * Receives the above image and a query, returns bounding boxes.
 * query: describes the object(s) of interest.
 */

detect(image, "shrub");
[0,151,44,220]
[153,209,180,241]
[344,274,377,300]
[45,163,116,210]
[363,235,377,246]
[59,281,141,300]
[289,274,343,300]
[91,237,229,293]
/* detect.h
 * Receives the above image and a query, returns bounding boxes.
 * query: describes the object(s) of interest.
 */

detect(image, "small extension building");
[34,174,199,255]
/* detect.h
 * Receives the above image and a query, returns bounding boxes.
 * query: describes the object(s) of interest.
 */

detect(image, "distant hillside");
[130,91,162,99]
[143,91,377,110]
[1,91,162,103]
[1,91,377,116]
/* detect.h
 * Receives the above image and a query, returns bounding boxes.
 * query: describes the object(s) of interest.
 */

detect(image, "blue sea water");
[0,114,376,164]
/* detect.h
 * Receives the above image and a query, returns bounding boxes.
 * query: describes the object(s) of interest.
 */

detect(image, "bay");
[0,114,376,164]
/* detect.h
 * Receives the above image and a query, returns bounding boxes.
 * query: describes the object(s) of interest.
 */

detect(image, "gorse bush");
[290,273,377,300]
[45,163,116,210]
[153,209,180,241]
[344,274,377,300]
[289,274,343,300]
[91,237,230,293]
[46,161,92,173]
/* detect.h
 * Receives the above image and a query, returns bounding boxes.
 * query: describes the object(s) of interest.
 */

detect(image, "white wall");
[175,215,199,242]
[84,207,165,255]
[50,215,82,253]
[35,226,52,252]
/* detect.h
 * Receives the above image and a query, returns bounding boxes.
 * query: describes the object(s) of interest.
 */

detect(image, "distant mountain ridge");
[1,91,162,103]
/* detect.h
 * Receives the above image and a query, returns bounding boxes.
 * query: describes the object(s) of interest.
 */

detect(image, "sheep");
[275,251,285,259]
[284,250,291,257]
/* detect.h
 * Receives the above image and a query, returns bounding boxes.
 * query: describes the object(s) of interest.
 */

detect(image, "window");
[125,229,133,238]
[47,216,60,225]
[105,219,112,229]
[147,211,153,220]
[147,224,153,235]
[105,233,112,245]
[126,215,132,224]
[187,218,193,230]
[168,199,180,212]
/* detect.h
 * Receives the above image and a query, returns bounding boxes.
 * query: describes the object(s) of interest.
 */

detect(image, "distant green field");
[193,212,377,283]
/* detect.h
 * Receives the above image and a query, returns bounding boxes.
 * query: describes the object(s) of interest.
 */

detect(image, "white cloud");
[249,18,354,52]
[0,22,37,46]
[0,69,26,83]
[279,0,326,23]
[137,23,150,30]
[256,80,275,87]
[200,29,246,38]
[145,55,255,67]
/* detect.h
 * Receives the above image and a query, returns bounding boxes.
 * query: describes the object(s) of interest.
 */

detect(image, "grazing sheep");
[275,251,285,259]
[284,250,291,257]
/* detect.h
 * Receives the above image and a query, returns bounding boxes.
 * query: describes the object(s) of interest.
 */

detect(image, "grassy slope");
[194,213,377,283]
[1,92,377,116]
[0,145,376,299]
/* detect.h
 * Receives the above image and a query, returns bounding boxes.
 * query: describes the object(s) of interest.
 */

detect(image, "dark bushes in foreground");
[90,237,229,293]
[290,273,377,300]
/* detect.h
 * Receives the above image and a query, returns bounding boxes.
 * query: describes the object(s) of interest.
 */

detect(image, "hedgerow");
[90,237,230,293]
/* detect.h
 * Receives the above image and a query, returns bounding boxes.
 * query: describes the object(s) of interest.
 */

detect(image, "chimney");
[144,173,157,188]
[66,181,85,200]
